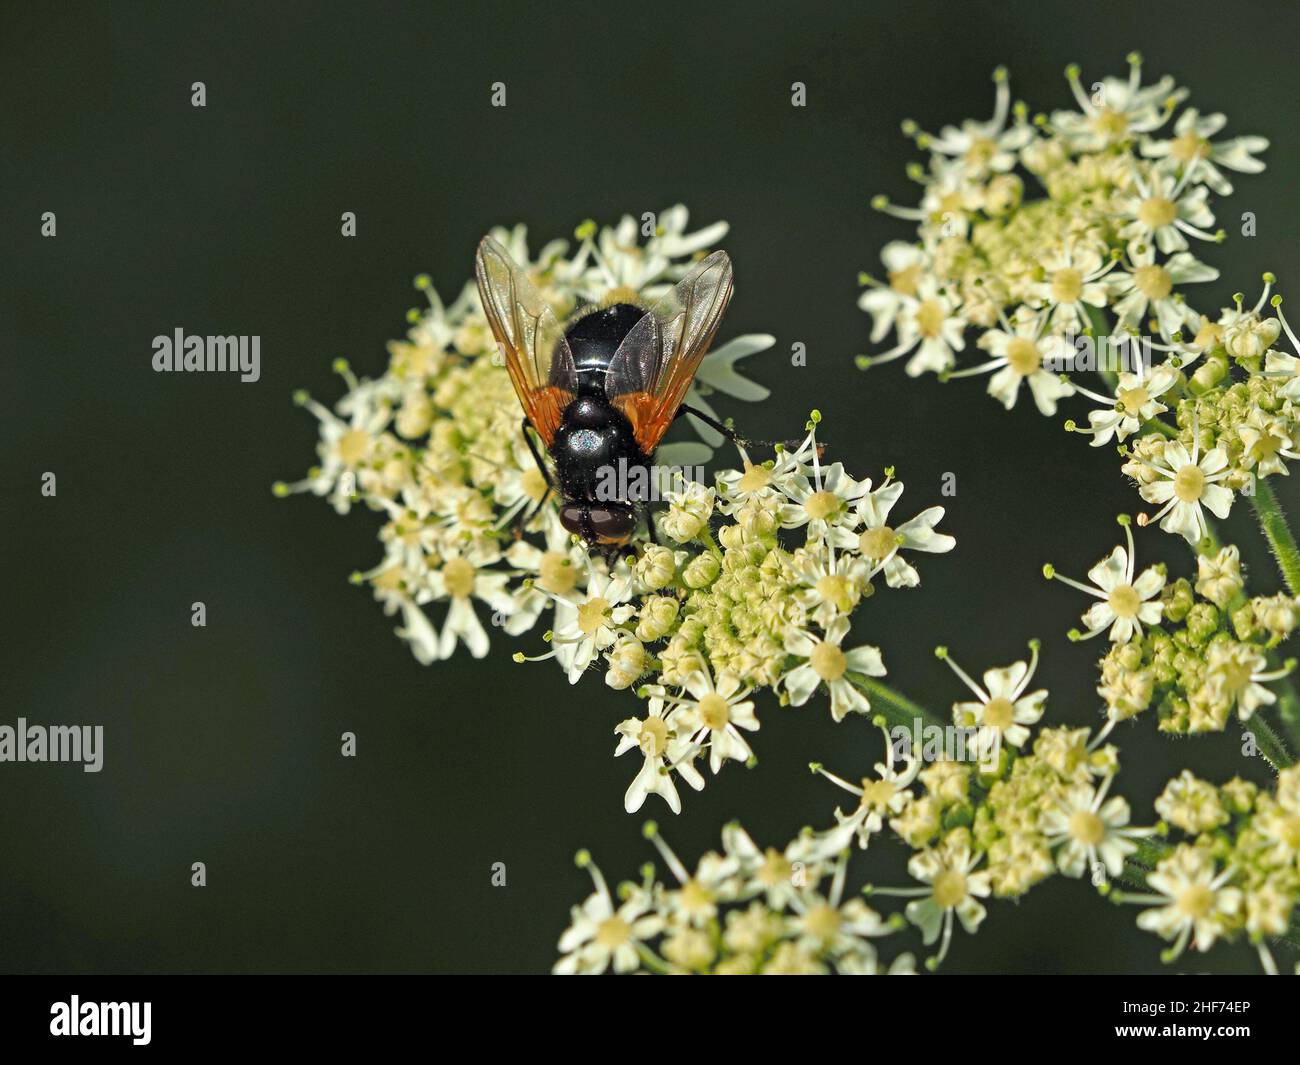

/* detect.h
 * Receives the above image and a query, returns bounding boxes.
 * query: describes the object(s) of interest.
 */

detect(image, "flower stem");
[847,673,947,732]
[1249,713,1294,771]
[1249,476,1300,597]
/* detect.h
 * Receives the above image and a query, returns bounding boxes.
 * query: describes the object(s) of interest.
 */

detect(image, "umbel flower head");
[277,205,774,663]
[277,207,956,814]
[1111,764,1300,974]
[520,413,954,813]
[555,822,915,975]
[858,56,1265,384]
[802,650,1151,970]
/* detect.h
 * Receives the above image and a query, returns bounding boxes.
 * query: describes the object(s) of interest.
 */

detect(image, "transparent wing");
[475,236,577,443]
[605,250,733,453]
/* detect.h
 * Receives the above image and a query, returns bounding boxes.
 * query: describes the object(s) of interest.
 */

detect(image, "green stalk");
[1249,476,1300,597]
[847,673,946,732]
[1083,305,1119,393]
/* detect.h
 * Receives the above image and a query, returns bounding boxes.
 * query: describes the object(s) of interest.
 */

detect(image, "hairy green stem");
[1251,711,1295,771]
[1249,476,1300,597]
[847,673,947,732]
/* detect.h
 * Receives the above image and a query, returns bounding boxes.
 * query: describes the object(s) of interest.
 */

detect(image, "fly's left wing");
[475,236,577,444]
[604,250,733,454]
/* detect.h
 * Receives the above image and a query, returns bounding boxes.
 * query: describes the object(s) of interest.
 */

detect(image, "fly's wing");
[604,250,733,454]
[475,236,577,444]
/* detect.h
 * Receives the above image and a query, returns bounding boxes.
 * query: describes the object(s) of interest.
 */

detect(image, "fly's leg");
[676,403,745,446]
[520,419,556,491]
[643,501,660,546]
[675,404,817,457]
[516,419,556,537]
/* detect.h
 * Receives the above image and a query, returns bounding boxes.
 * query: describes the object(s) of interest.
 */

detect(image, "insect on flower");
[475,236,742,560]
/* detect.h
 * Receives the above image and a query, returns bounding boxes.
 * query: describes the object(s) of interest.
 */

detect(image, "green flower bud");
[635,544,678,591]
[683,552,721,589]
[635,595,680,642]
[1161,577,1195,623]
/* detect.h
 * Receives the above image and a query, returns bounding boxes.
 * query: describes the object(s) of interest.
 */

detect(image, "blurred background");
[4,0,1299,974]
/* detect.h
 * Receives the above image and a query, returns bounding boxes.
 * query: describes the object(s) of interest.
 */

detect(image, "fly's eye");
[587,505,636,543]
[559,504,588,536]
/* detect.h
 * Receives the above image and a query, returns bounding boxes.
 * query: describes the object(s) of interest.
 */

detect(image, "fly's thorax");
[552,397,648,503]
[563,302,646,395]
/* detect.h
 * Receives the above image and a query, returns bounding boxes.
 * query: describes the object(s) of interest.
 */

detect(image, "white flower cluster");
[555,823,915,975]
[800,660,1152,968]
[595,417,954,813]
[276,206,774,664]
[1113,765,1300,973]
[858,54,1266,427]
[279,208,956,816]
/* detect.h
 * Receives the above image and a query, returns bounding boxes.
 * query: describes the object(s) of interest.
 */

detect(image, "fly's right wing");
[604,250,733,454]
[474,236,577,444]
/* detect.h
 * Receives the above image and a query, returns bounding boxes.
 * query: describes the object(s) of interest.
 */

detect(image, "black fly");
[476,237,739,560]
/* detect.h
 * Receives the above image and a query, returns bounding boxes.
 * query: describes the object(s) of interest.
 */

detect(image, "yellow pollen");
[1116,385,1149,413]
[638,715,668,757]
[737,463,772,493]
[1217,657,1255,697]
[932,869,968,909]
[1137,196,1177,229]
[595,915,631,948]
[679,878,712,914]
[963,137,997,170]
[810,641,847,682]
[982,696,1015,731]
[859,525,898,560]
[816,573,855,611]
[539,551,578,595]
[915,298,946,339]
[1134,264,1173,301]
[1090,108,1129,139]
[1173,463,1206,503]
[337,428,369,466]
[1170,129,1210,163]
[1005,336,1041,376]
[1107,583,1141,619]
[1051,267,1084,304]
[938,191,965,215]
[1252,432,1284,460]
[1194,319,1223,349]
[1069,809,1106,846]
[804,490,841,522]
[698,693,731,731]
[577,596,611,636]
[861,779,897,809]
[398,512,422,546]
[758,849,791,886]
[521,466,549,502]
[1279,816,1300,849]
[889,263,922,296]
[1176,884,1215,920]
[803,904,841,940]
[442,557,476,599]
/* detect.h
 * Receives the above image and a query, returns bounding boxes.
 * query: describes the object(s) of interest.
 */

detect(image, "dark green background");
[4,0,1298,974]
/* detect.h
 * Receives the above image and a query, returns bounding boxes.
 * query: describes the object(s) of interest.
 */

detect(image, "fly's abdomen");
[552,396,648,503]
